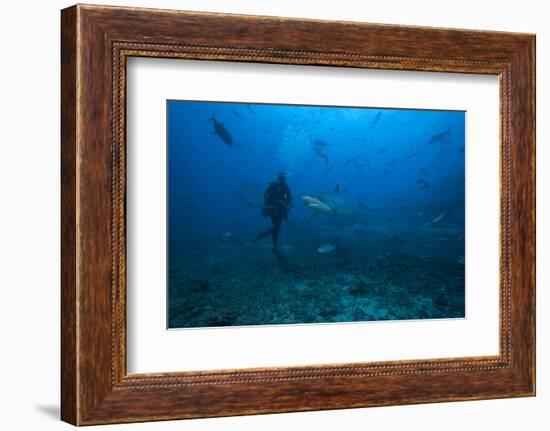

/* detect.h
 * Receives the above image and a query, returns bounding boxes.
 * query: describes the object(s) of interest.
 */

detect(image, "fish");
[318,244,336,254]
[209,115,234,147]
[416,178,430,190]
[221,231,233,240]
[402,152,418,162]
[458,255,465,265]
[375,147,387,154]
[314,148,329,166]
[246,104,255,114]
[432,211,446,223]
[312,139,328,148]
[312,140,330,167]
[427,127,452,144]
[370,111,382,126]
[303,188,364,221]
[302,196,335,216]
[230,107,244,119]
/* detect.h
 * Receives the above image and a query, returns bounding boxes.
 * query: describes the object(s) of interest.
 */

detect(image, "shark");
[312,139,330,167]
[427,126,452,145]
[302,195,335,216]
[302,190,362,220]
[209,114,234,147]
[230,107,244,120]
[416,178,430,190]
[370,111,382,126]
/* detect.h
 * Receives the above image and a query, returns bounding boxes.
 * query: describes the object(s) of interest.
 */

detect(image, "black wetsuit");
[254,179,292,247]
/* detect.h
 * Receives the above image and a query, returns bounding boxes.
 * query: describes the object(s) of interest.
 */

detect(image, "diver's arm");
[285,185,292,206]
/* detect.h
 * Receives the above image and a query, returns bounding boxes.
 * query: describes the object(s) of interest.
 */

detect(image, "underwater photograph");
[167,100,466,329]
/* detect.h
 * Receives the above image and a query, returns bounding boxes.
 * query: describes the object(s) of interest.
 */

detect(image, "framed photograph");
[165,101,466,330]
[61,4,535,425]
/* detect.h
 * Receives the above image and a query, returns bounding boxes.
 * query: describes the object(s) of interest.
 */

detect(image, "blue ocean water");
[167,100,465,329]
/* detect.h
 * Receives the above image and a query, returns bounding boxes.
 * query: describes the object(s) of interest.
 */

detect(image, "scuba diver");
[253,172,292,249]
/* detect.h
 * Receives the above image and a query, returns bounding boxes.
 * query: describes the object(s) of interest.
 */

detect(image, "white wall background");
[0,0,546,429]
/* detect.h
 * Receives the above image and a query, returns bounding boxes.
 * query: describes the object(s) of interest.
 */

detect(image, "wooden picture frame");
[61,4,535,426]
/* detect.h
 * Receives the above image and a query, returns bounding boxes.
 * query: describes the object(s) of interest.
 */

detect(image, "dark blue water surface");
[167,100,465,329]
